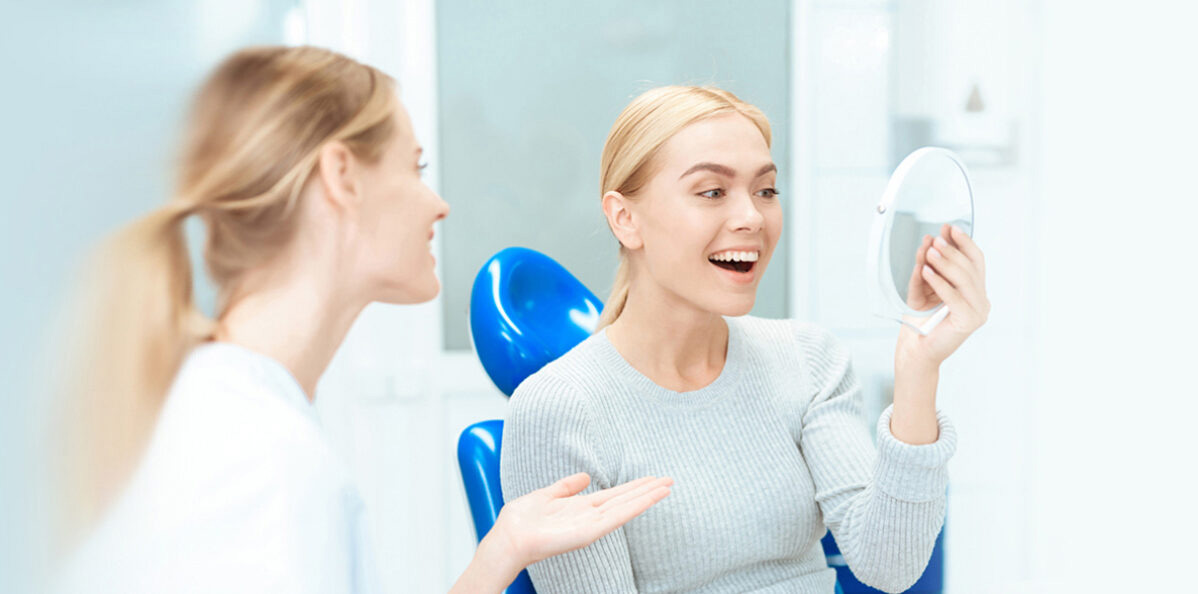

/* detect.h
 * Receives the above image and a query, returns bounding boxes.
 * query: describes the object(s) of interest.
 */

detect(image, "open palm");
[494,473,673,566]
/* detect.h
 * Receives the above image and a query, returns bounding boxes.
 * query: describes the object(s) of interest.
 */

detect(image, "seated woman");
[500,86,989,594]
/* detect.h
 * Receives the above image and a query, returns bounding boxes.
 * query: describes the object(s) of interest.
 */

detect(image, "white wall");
[793,2,1042,591]
[1027,1,1198,590]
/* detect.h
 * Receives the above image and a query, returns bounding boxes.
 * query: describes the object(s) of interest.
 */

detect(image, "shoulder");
[730,315,798,346]
[731,315,845,360]
[507,346,598,430]
[788,319,853,376]
[508,328,624,413]
[787,318,845,352]
[734,314,845,351]
[731,316,853,390]
[142,347,351,512]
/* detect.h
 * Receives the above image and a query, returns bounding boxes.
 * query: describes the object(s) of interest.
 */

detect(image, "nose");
[729,193,764,233]
[435,192,450,221]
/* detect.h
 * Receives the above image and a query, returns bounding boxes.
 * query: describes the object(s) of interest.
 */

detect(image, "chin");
[382,279,441,305]
[712,295,756,317]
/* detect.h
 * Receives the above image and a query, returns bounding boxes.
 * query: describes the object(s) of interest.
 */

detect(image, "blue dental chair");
[458,247,940,594]
[458,247,601,594]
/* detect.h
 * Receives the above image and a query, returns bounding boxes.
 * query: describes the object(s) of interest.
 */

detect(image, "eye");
[756,187,780,198]
[698,188,725,199]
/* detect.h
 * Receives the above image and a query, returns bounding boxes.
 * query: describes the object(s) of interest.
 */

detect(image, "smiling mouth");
[710,259,754,273]
[708,250,759,274]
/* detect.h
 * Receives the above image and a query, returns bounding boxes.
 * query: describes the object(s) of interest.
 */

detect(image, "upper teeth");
[709,250,759,262]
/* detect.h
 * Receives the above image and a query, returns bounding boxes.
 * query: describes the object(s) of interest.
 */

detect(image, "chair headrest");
[469,247,604,396]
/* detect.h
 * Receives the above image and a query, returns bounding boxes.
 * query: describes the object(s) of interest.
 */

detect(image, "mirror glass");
[871,147,974,333]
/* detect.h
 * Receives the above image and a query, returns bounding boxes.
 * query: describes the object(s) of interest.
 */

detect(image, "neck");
[216,267,364,401]
[606,279,729,391]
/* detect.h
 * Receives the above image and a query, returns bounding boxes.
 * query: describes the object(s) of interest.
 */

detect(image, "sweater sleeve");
[499,372,638,594]
[794,322,957,594]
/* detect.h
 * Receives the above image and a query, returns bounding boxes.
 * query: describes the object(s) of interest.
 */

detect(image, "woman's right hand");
[491,473,673,566]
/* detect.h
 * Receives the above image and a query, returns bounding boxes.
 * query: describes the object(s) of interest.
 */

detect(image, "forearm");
[448,532,523,594]
[890,353,940,445]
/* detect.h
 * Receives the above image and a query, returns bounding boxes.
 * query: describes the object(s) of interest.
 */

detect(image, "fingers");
[926,235,985,303]
[920,264,972,317]
[582,476,657,506]
[944,225,990,319]
[908,235,932,282]
[596,477,673,512]
[595,485,672,534]
[545,472,591,498]
[916,234,932,267]
[949,224,986,274]
[905,235,935,307]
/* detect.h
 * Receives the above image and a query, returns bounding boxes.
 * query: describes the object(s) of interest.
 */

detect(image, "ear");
[315,141,362,213]
[602,190,642,250]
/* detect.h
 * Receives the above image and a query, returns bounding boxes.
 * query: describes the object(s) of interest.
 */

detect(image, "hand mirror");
[867,147,975,335]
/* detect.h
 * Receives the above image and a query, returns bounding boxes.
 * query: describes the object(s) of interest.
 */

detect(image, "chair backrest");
[459,247,601,594]
[457,419,536,594]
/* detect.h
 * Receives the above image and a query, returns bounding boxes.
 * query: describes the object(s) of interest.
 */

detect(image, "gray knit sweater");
[499,316,956,594]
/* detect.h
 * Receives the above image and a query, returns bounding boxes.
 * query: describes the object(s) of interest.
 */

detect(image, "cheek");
[763,205,784,248]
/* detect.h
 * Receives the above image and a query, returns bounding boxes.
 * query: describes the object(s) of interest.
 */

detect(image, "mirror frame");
[867,147,975,334]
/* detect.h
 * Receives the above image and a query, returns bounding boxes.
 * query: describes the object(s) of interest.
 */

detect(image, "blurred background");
[2,1,1194,592]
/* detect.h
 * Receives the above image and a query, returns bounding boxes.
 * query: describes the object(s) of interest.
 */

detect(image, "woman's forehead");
[657,114,772,175]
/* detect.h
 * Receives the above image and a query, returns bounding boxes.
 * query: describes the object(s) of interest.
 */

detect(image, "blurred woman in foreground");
[53,45,670,593]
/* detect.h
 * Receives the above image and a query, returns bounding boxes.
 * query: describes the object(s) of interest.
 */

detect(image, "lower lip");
[710,261,756,285]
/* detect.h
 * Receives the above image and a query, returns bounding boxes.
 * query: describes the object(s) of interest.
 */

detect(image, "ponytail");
[55,203,213,544]
[51,45,399,549]
[595,255,631,331]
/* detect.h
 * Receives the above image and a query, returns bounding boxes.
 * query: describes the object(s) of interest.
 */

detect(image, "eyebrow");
[679,162,777,180]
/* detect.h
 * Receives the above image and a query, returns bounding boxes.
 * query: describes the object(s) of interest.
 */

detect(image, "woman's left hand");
[897,223,990,368]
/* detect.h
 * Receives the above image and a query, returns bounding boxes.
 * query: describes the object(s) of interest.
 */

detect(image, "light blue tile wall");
[436,1,792,349]
[0,3,296,589]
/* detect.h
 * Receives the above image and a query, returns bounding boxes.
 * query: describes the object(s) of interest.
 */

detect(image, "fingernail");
[923,265,933,275]
[928,247,941,260]
[934,236,948,248]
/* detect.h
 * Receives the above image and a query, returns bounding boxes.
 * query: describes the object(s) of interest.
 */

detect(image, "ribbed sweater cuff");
[872,404,957,502]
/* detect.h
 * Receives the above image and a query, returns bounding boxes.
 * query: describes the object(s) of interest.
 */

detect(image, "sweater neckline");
[595,316,743,406]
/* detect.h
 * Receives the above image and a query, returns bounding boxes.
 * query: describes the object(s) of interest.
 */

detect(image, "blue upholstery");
[457,419,536,594]
[821,525,945,593]
[457,246,601,593]
[468,247,603,397]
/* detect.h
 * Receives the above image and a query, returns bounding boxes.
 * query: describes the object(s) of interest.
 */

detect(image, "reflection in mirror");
[869,147,974,334]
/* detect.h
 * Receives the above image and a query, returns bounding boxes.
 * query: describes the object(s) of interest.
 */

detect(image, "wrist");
[895,347,941,378]
[893,349,940,408]
[477,526,525,585]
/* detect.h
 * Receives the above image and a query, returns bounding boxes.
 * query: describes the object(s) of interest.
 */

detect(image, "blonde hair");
[53,46,398,544]
[595,86,772,330]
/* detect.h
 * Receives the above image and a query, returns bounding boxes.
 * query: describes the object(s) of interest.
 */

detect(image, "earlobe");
[602,190,642,250]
